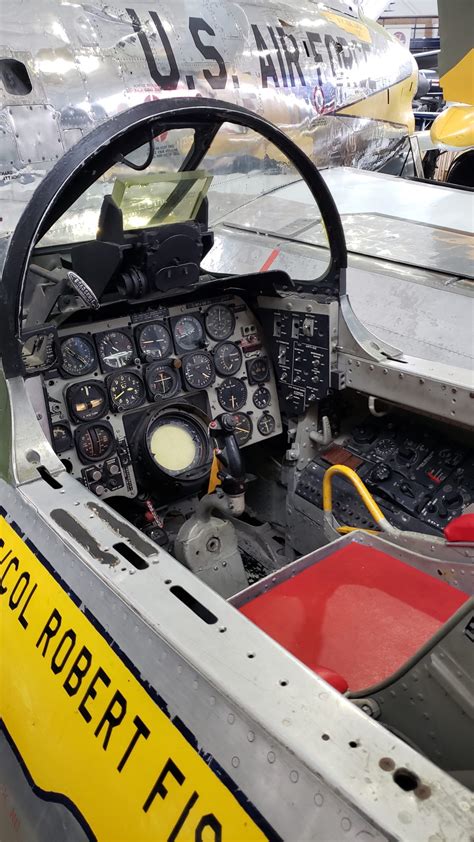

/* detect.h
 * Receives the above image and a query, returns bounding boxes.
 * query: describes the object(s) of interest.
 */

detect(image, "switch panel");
[258,297,337,415]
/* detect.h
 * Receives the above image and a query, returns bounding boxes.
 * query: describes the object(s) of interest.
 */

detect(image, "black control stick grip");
[209,414,245,494]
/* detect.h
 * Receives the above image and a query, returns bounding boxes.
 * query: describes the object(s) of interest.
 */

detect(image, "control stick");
[208,413,245,497]
[174,413,248,597]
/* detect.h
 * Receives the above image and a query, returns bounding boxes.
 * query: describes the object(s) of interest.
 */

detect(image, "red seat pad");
[313,666,348,693]
[445,513,474,542]
[239,544,468,692]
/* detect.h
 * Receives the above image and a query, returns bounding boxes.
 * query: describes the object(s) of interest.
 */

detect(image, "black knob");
[220,413,237,432]
[399,481,415,498]
[444,490,462,507]
[352,425,377,444]
[437,501,448,518]
[398,445,416,463]
[440,448,463,468]
[370,464,392,483]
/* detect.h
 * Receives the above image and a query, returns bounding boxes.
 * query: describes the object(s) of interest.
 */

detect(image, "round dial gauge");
[214,341,242,376]
[147,415,208,476]
[109,371,145,412]
[216,377,247,412]
[253,386,271,409]
[248,356,269,383]
[67,381,108,423]
[257,413,276,436]
[137,322,172,361]
[52,423,73,454]
[373,438,396,459]
[173,315,203,351]
[205,304,235,341]
[146,363,180,399]
[75,424,115,462]
[182,352,215,390]
[98,331,135,370]
[229,412,252,446]
[60,335,96,377]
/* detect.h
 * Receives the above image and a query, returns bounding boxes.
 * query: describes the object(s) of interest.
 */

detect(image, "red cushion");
[240,544,468,691]
[314,666,348,693]
[444,513,474,542]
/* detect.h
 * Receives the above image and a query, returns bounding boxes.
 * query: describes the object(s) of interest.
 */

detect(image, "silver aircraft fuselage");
[0,0,417,250]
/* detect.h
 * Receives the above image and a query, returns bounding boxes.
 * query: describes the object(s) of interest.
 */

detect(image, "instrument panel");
[44,296,282,500]
[295,415,474,536]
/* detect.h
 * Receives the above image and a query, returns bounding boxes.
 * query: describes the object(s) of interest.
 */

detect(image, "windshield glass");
[38,122,330,279]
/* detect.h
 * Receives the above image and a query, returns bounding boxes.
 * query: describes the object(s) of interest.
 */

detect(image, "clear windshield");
[38,123,330,278]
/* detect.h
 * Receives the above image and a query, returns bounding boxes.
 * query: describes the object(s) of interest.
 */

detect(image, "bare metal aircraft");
[0,0,420,247]
[1,1,474,838]
[0,94,473,840]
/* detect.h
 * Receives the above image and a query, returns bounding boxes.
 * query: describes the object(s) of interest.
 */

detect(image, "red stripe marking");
[259,248,280,273]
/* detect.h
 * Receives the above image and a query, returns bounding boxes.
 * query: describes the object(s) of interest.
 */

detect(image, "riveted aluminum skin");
[1,477,474,841]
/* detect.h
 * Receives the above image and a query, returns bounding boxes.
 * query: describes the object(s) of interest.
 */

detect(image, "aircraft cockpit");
[1,99,473,809]
[12,99,341,570]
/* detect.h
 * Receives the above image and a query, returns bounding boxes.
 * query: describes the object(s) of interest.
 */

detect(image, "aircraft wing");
[203,167,474,369]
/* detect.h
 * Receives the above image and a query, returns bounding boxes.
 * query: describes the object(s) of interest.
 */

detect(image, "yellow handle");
[336,525,379,535]
[323,464,391,533]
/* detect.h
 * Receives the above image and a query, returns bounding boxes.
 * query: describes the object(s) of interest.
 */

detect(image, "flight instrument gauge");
[373,437,397,460]
[247,356,269,384]
[60,335,97,377]
[216,377,247,411]
[213,341,242,376]
[253,386,271,409]
[257,413,276,436]
[137,322,172,361]
[75,423,115,463]
[205,304,235,341]
[108,371,146,412]
[97,330,135,371]
[52,423,73,454]
[173,315,204,352]
[146,363,181,399]
[66,381,108,423]
[182,352,215,390]
[228,412,253,446]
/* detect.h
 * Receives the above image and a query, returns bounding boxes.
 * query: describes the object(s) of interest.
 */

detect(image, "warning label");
[0,516,274,841]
